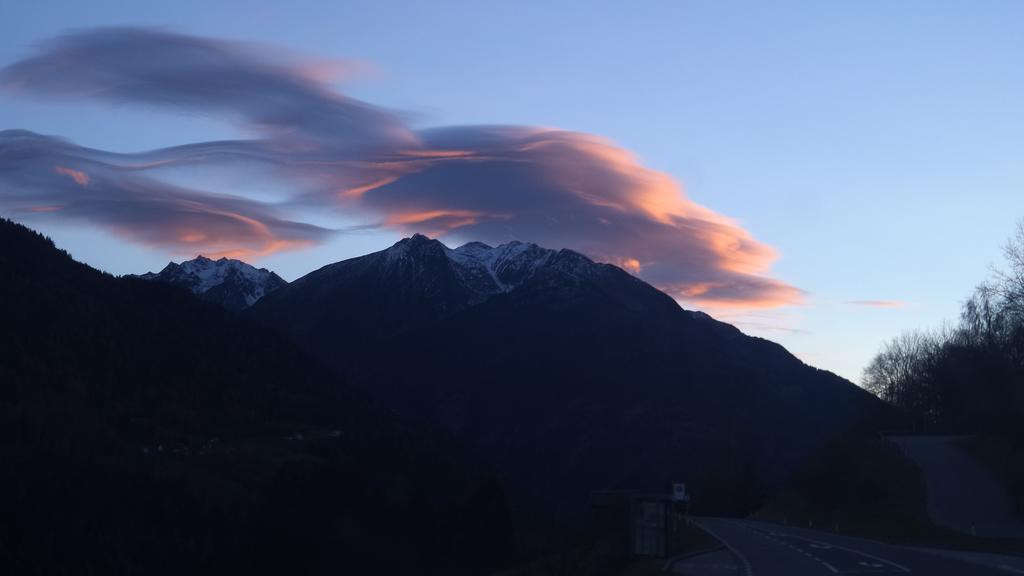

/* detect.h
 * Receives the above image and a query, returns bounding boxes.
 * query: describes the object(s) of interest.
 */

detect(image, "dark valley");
[2,14,1021,574]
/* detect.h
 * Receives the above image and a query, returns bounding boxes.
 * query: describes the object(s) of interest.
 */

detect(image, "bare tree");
[992,219,1024,321]
[863,329,947,431]
[863,332,930,403]
[865,218,1024,433]
[962,282,1006,348]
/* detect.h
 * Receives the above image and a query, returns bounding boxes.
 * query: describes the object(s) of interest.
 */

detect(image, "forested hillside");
[0,218,512,575]
[862,220,1024,513]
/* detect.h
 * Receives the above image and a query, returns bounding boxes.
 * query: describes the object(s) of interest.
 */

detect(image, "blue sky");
[2,0,1022,382]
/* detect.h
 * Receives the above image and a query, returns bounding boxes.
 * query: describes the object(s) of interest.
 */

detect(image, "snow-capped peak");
[383,233,445,264]
[371,234,607,302]
[446,240,556,292]
[135,256,287,309]
[177,256,261,294]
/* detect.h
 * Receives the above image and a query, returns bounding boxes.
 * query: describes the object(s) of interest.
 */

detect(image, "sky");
[1,0,1022,382]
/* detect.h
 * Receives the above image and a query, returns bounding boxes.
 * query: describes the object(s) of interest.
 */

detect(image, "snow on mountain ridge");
[443,239,591,295]
[136,256,286,308]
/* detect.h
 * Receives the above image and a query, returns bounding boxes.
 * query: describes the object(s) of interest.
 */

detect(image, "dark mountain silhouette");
[252,235,892,529]
[0,220,512,575]
[134,255,287,310]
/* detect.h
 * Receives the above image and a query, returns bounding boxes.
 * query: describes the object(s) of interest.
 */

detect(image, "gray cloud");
[1,27,413,151]
[0,130,329,258]
[0,28,801,309]
[345,127,803,307]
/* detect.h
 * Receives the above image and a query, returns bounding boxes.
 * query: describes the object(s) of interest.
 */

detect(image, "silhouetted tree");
[864,218,1024,434]
[862,219,1024,512]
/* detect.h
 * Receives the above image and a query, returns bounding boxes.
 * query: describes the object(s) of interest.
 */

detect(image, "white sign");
[672,483,689,502]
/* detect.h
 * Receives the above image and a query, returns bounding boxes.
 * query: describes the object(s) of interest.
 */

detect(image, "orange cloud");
[618,258,642,274]
[339,176,401,199]
[3,132,332,265]
[1,30,801,309]
[101,212,318,261]
[154,205,319,260]
[385,209,500,237]
[387,209,483,225]
[205,239,316,260]
[346,128,802,310]
[55,165,90,186]
[659,279,803,310]
[179,231,207,243]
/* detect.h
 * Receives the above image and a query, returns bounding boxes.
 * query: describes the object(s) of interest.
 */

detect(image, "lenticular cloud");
[0,27,801,308]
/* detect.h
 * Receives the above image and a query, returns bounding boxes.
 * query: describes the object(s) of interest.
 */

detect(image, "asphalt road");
[890,435,1024,538]
[683,518,1024,576]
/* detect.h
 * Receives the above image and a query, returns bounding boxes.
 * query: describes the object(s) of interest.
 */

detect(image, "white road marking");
[747,525,840,573]
[999,565,1024,574]
[785,534,911,573]
[745,523,910,574]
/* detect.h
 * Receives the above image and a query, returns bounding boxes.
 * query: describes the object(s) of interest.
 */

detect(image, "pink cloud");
[0,28,803,310]
[337,128,804,308]
[846,300,905,308]
[54,165,89,186]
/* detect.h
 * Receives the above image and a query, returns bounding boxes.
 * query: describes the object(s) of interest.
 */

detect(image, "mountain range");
[134,255,286,310]
[2,221,895,572]
[0,219,510,575]
[249,234,892,524]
